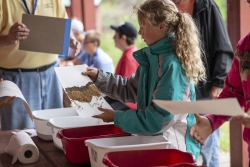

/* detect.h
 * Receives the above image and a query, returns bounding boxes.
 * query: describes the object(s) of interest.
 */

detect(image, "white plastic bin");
[47,116,112,150]
[85,136,171,167]
[32,107,78,141]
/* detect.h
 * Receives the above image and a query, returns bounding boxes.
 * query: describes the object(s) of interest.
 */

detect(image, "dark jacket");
[193,0,233,99]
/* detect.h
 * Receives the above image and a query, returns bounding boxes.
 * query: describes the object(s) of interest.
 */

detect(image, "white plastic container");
[32,107,78,141]
[47,116,112,150]
[85,136,171,167]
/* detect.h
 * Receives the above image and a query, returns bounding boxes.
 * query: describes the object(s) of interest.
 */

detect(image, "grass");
[220,122,230,152]
[100,0,230,152]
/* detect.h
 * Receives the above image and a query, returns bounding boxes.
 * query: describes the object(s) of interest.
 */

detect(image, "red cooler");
[56,124,130,165]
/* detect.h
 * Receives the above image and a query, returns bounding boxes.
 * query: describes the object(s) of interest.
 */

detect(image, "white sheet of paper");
[0,81,33,120]
[153,98,244,116]
[54,65,112,118]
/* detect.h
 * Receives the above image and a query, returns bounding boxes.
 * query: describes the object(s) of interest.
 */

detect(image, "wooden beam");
[227,0,250,166]
[82,0,96,30]
[71,0,83,21]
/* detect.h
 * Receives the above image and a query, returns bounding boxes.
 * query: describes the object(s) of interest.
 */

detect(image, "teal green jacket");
[95,35,200,160]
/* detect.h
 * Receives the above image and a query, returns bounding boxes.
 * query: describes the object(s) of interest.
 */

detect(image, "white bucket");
[32,107,78,141]
[85,136,171,167]
[47,116,112,150]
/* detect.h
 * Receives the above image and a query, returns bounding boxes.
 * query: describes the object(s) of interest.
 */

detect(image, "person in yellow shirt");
[0,0,80,130]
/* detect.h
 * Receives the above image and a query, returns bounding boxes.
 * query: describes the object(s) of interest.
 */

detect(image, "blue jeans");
[0,62,63,130]
[201,128,220,167]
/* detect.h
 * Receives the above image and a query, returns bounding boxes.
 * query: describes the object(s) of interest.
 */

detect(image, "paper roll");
[5,131,39,164]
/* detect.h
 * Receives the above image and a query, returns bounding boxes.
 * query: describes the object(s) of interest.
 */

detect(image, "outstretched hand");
[210,86,223,99]
[82,67,99,82]
[92,107,114,123]
[190,113,213,145]
[70,37,81,56]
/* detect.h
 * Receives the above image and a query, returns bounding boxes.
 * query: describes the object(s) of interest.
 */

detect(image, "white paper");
[0,80,33,120]
[153,98,244,116]
[5,131,39,164]
[54,65,112,118]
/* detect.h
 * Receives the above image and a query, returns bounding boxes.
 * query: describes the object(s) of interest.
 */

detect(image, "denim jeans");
[201,128,220,167]
[0,62,63,130]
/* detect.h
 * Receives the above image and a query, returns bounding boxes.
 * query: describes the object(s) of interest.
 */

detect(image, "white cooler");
[32,107,78,141]
[47,116,112,150]
[85,136,171,167]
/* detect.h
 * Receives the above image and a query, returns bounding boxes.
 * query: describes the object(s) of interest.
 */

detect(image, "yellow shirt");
[0,0,67,68]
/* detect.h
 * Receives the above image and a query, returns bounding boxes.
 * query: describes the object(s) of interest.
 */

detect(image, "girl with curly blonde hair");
[83,0,206,161]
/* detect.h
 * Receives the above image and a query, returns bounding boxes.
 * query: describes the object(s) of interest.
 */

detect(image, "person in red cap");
[109,22,139,109]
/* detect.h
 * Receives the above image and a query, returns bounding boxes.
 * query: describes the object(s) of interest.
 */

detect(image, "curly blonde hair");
[134,0,206,85]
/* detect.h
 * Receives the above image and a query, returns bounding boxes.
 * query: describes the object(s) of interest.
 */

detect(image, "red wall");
[65,0,97,31]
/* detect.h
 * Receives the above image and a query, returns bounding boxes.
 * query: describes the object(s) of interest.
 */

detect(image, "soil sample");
[65,82,101,102]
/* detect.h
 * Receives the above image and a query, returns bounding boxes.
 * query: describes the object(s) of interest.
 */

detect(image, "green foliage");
[215,0,227,23]
[100,0,146,67]
[220,122,230,152]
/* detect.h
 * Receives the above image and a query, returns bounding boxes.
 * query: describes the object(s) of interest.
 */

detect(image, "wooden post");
[65,0,97,31]
[82,0,96,30]
[227,0,250,166]
[70,0,83,21]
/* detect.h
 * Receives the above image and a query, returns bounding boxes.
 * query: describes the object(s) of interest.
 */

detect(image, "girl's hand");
[210,86,223,99]
[92,107,114,123]
[190,113,213,145]
[82,67,98,82]
[233,110,250,128]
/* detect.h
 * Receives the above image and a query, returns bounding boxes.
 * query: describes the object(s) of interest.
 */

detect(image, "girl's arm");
[206,57,244,131]
[112,62,185,134]
[94,68,139,103]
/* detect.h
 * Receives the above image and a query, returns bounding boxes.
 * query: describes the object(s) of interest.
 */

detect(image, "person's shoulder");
[236,32,250,54]
[97,48,110,57]
[96,48,113,61]
[202,0,216,6]
[123,46,138,57]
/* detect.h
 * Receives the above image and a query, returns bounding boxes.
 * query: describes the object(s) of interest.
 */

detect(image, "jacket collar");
[133,34,175,66]
[193,0,208,17]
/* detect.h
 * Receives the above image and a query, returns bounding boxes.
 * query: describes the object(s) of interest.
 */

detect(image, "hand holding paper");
[6,22,29,45]
[233,110,250,128]
[0,79,16,108]
[81,67,99,82]
[54,65,113,118]
[190,113,213,146]
[92,107,114,123]
[0,96,15,108]
[0,80,32,119]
